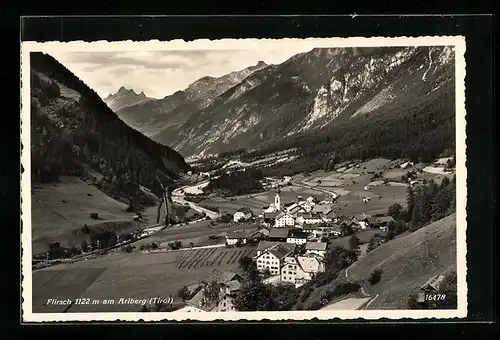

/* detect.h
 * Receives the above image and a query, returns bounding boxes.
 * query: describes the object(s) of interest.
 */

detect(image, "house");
[364,185,371,191]
[362,197,371,203]
[306,195,319,204]
[185,279,241,312]
[233,207,253,222]
[275,211,295,228]
[268,228,291,242]
[302,224,323,238]
[256,240,296,257]
[185,270,243,312]
[262,211,279,225]
[400,161,414,169]
[286,230,309,245]
[325,224,342,237]
[421,274,446,292]
[304,242,328,258]
[372,216,396,229]
[255,243,296,275]
[225,231,249,246]
[353,214,372,229]
[296,212,323,225]
[281,255,325,288]
[286,202,307,215]
[298,200,314,212]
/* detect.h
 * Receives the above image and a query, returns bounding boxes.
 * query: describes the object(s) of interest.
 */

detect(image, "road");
[343,264,380,309]
[292,181,340,198]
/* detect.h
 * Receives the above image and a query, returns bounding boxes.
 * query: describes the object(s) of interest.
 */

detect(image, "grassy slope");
[348,214,457,309]
[31,176,151,254]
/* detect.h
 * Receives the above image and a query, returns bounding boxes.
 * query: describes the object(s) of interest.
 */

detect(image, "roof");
[375,216,396,223]
[303,224,321,231]
[305,242,327,251]
[256,240,296,254]
[226,280,242,292]
[226,231,250,239]
[236,207,253,214]
[264,211,279,219]
[312,205,334,214]
[297,256,325,273]
[354,214,371,221]
[288,231,309,239]
[276,211,294,220]
[421,274,446,291]
[268,244,295,259]
[268,228,291,239]
[205,269,240,285]
[329,224,342,232]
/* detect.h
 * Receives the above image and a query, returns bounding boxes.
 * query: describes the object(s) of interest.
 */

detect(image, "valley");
[26,44,460,314]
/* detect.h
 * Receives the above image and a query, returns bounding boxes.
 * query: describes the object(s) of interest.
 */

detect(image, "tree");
[233,281,274,311]
[177,286,191,301]
[348,234,360,250]
[387,202,403,220]
[238,256,253,272]
[368,268,383,285]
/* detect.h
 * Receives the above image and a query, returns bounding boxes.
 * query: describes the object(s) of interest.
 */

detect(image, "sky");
[47,40,328,99]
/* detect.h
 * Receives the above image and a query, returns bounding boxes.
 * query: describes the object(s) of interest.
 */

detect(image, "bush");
[368,269,383,285]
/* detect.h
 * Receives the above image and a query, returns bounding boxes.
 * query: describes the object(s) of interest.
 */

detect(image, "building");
[371,216,396,229]
[255,243,296,276]
[286,230,309,245]
[353,214,372,229]
[256,240,296,256]
[302,224,323,238]
[185,270,243,312]
[275,211,295,228]
[233,207,253,222]
[296,212,323,226]
[305,241,328,258]
[281,255,326,288]
[325,224,342,237]
[298,200,314,212]
[225,231,249,246]
[421,274,446,292]
[306,195,319,204]
[268,228,291,242]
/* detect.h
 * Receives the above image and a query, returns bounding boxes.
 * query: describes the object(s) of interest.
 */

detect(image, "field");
[348,214,457,309]
[132,220,260,249]
[31,176,154,254]
[32,245,256,312]
[329,229,384,249]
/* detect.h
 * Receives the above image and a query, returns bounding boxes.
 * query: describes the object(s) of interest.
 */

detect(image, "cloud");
[46,40,328,98]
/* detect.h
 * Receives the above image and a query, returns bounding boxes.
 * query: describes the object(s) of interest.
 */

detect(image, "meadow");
[31,176,147,254]
[32,245,257,312]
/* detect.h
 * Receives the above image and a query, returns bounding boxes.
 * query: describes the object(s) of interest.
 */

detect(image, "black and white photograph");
[21,37,467,321]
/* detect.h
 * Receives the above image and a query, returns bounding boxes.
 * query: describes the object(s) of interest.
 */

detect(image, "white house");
[254,243,295,276]
[281,256,325,288]
[400,161,414,169]
[275,211,295,228]
[298,200,314,212]
[302,224,323,238]
[225,231,248,246]
[364,185,371,191]
[233,207,253,222]
[296,213,323,225]
[304,242,328,258]
[362,197,371,203]
[286,231,309,245]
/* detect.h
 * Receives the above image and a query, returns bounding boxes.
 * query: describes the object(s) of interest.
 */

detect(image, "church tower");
[275,191,281,211]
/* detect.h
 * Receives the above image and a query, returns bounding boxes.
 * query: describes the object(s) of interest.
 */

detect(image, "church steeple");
[274,190,281,211]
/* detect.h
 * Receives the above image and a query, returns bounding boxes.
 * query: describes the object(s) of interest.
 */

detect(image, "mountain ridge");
[103,86,154,112]
[30,52,190,201]
[114,60,269,136]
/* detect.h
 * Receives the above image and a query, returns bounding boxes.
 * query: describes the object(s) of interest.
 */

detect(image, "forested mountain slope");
[29,52,190,201]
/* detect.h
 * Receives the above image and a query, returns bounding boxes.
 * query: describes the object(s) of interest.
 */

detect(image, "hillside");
[103,86,153,112]
[30,52,190,196]
[347,213,457,309]
[146,46,454,160]
[115,60,268,136]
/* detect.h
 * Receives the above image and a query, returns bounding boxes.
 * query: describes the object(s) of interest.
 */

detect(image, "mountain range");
[109,46,455,159]
[103,87,154,112]
[115,60,268,137]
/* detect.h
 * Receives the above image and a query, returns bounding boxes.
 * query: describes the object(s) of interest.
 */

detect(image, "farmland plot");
[177,247,256,271]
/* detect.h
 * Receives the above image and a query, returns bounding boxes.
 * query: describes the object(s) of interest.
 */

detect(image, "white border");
[21,36,467,322]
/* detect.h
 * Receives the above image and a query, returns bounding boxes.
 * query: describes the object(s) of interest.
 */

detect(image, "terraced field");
[176,247,256,270]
